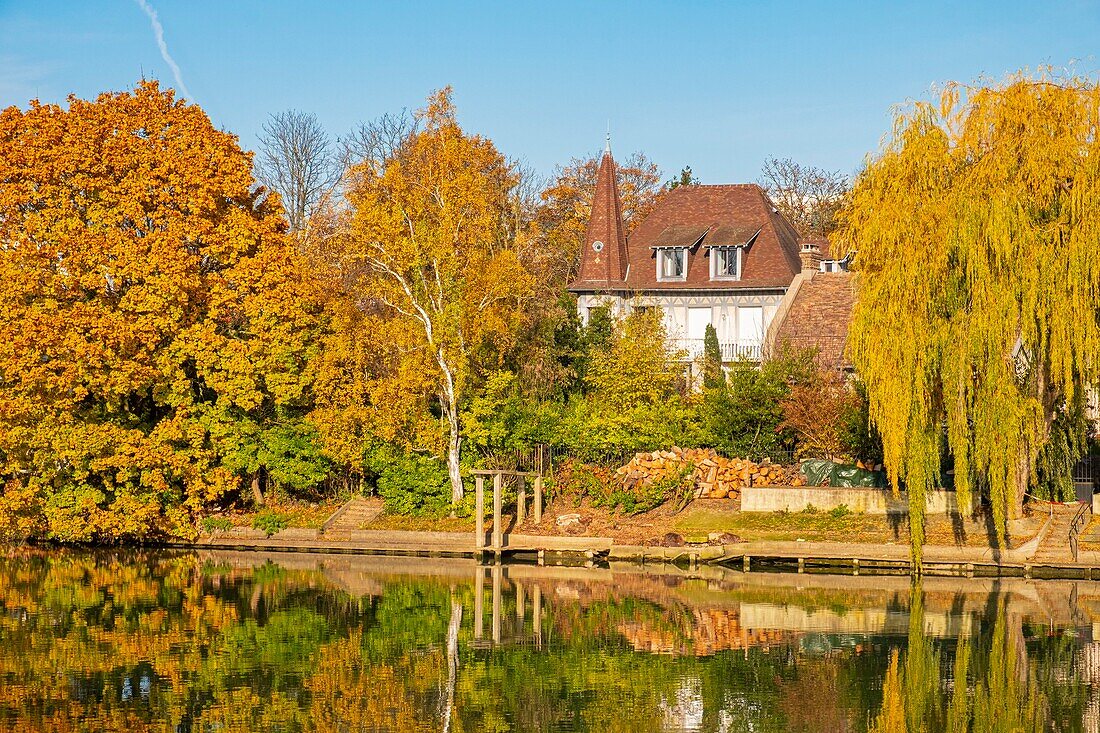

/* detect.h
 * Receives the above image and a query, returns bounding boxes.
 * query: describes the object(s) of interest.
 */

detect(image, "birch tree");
[842,73,1100,559]
[343,88,532,504]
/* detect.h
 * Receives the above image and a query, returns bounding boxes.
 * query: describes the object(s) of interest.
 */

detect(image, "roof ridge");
[675,183,763,190]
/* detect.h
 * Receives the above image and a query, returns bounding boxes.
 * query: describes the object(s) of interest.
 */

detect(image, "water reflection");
[0,549,1095,731]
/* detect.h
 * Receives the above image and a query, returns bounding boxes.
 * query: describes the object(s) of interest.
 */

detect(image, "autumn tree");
[341,88,532,504]
[759,156,848,236]
[779,368,861,460]
[0,82,325,541]
[842,73,1100,557]
[256,110,341,234]
[559,310,698,459]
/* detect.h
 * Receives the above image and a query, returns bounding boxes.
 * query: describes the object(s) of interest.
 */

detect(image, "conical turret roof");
[573,149,629,288]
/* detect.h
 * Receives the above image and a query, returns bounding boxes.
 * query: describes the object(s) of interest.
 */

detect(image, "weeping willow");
[870,585,1048,733]
[842,72,1100,562]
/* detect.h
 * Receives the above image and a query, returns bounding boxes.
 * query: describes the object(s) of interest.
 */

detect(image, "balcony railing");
[674,339,763,362]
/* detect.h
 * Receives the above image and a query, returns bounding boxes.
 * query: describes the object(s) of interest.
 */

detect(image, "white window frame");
[710,246,742,281]
[656,247,688,281]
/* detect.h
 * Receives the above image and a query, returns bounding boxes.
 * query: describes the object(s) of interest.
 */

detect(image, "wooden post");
[492,564,502,644]
[516,581,525,621]
[474,567,484,639]
[534,475,543,524]
[492,473,503,553]
[475,476,485,550]
[517,475,526,525]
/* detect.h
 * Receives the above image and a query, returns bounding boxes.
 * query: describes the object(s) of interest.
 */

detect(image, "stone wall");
[740,485,958,515]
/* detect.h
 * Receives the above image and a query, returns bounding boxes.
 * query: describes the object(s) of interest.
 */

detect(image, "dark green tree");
[702,324,724,390]
[666,166,700,190]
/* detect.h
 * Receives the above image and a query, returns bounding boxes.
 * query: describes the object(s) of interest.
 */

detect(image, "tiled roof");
[704,225,761,247]
[650,225,710,249]
[772,273,856,368]
[572,183,802,292]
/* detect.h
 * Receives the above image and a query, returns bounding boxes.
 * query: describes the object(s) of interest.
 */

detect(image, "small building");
[569,146,852,364]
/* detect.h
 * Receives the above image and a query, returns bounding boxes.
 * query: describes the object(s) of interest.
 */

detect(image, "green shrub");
[252,510,289,536]
[829,504,851,518]
[803,503,819,514]
[551,460,616,505]
[202,516,233,533]
[596,463,695,515]
[365,445,456,516]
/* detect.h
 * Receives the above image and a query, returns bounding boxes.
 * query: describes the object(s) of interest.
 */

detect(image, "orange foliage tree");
[779,368,862,461]
[0,82,325,541]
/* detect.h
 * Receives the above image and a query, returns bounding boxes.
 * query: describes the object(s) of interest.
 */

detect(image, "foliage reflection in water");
[0,549,1094,731]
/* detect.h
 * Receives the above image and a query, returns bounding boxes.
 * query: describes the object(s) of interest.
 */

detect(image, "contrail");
[134,0,193,101]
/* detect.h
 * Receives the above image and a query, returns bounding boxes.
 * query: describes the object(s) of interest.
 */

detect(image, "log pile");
[617,608,794,656]
[614,447,804,502]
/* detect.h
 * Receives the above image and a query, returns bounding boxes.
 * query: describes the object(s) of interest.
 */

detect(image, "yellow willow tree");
[343,89,532,503]
[842,73,1100,559]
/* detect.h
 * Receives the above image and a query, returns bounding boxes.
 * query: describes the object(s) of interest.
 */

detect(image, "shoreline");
[143,523,1100,580]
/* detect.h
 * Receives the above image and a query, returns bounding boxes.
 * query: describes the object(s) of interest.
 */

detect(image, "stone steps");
[1029,505,1081,563]
[321,497,383,534]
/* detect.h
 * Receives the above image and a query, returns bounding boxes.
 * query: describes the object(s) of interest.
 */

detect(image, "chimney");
[799,241,822,273]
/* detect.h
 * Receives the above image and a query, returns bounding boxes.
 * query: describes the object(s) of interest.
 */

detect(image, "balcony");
[673,339,763,362]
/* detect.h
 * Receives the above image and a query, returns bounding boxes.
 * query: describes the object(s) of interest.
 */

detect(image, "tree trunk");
[1011,448,1029,520]
[438,362,463,507]
[251,471,265,507]
[441,600,462,733]
[445,410,463,506]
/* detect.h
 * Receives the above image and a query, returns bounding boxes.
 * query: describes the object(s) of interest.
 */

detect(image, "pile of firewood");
[617,608,793,656]
[613,447,805,502]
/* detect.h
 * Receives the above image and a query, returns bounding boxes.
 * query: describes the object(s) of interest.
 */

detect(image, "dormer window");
[657,247,687,281]
[710,246,741,280]
[819,256,851,273]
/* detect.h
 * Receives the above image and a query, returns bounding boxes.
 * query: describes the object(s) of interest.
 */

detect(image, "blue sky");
[2,1,1099,183]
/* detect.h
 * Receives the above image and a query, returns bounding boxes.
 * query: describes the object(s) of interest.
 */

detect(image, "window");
[711,247,740,280]
[657,248,687,280]
[820,260,849,273]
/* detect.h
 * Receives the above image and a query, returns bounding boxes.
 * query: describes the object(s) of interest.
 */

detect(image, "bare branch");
[255,110,339,233]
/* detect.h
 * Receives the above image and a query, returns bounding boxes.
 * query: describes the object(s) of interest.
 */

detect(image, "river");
[0,549,1095,731]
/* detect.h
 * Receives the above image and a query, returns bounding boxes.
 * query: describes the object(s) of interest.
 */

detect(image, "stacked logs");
[616,608,793,656]
[614,447,804,502]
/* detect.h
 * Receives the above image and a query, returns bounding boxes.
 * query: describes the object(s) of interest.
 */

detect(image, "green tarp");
[800,459,886,488]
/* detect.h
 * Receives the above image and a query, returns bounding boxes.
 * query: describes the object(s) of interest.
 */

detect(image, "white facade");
[576,289,785,362]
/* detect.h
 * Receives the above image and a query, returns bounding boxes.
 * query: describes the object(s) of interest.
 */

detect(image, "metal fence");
[1073,455,1100,489]
[479,444,799,476]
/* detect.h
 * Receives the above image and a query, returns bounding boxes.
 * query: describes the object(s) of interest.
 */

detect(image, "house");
[569,146,852,365]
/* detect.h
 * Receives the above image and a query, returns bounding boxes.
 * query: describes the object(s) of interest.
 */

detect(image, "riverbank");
[177,494,1100,578]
